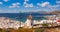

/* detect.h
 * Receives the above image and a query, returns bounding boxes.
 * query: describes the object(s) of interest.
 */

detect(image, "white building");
[0,17,22,29]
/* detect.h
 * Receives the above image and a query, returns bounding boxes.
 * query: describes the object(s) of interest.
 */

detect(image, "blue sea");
[0,13,55,22]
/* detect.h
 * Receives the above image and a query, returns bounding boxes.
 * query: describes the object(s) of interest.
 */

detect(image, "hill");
[47,11,60,14]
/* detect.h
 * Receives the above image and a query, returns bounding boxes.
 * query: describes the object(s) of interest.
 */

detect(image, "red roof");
[57,20,60,22]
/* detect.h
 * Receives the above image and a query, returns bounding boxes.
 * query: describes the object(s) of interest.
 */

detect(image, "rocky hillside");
[47,11,60,14]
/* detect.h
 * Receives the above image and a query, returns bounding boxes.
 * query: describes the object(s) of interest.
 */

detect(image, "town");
[0,14,60,29]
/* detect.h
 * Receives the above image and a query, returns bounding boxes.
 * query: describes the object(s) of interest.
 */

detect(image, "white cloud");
[41,4,60,12]
[23,0,29,4]
[24,3,34,8]
[23,0,34,8]
[12,3,17,6]
[56,1,60,3]
[9,6,12,8]
[47,4,60,11]
[41,2,49,7]
[3,0,9,2]
[24,0,29,4]
[24,2,27,4]
[56,0,60,4]
[38,2,59,8]
[0,2,3,5]
[48,5,60,8]
[29,4,34,7]
[16,2,20,5]
[37,3,41,6]
[37,2,50,7]
[37,1,60,11]
[9,5,19,8]
[25,0,29,2]
[9,2,20,8]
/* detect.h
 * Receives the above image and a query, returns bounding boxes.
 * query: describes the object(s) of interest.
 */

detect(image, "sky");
[0,0,60,13]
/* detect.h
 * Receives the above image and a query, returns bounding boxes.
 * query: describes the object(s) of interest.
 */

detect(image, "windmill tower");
[25,14,33,28]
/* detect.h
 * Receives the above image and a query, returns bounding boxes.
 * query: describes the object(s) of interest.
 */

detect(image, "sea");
[0,13,55,22]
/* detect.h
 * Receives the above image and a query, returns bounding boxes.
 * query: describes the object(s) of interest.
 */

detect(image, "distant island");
[20,10,60,15]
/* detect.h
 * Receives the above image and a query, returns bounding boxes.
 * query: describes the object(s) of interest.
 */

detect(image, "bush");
[42,24,48,26]
[34,28,44,32]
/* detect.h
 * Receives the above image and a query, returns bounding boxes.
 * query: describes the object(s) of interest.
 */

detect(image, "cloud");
[48,5,60,8]
[3,0,9,2]
[37,1,60,11]
[56,0,60,4]
[0,2,3,5]
[16,2,20,5]
[23,0,34,8]
[0,10,19,13]
[24,0,29,4]
[47,4,60,11]
[25,0,29,2]
[37,2,50,7]
[37,3,41,6]
[56,1,60,3]
[12,3,16,6]
[24,2,27,4]
[9,2,20,8]
[41,4,60,12]
[24,3,34,8]
[41,2,49,7]
[37,1,59,9]
[9,5,19,8]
